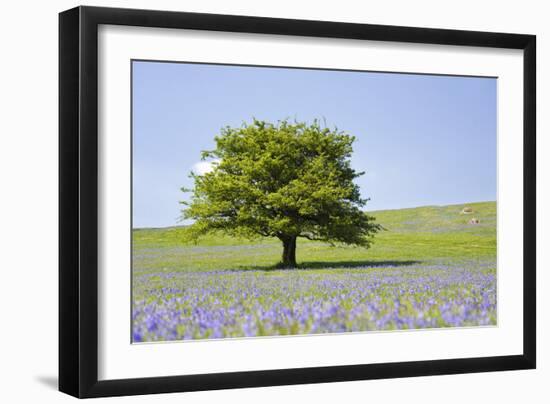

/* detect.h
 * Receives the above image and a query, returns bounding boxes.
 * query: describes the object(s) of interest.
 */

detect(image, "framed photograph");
[59,6,536,398]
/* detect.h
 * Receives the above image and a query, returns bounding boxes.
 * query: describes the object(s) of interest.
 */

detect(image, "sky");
[132,60,496,229]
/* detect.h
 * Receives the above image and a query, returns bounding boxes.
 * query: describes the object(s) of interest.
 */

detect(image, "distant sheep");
[461,207,474,214]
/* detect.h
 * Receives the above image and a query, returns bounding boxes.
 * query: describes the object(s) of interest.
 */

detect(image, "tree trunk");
[281,236,297,268]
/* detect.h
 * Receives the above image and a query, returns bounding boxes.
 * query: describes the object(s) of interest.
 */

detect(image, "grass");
[132,201,497,341]
[132,201,496,274]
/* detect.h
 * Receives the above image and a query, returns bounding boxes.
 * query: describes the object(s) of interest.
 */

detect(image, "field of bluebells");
[132,201,497,342]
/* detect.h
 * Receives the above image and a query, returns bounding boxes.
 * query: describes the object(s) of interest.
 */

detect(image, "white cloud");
[191,159,220,175]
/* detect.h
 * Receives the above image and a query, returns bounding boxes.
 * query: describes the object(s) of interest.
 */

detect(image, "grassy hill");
[132,201,497,340]
[132,201,496,274]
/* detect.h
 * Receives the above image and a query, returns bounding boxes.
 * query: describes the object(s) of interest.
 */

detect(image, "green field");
[132,201,496,341]
[133,201,496,274]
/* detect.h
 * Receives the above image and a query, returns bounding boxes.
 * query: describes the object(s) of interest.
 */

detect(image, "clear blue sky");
[132,60,496,229]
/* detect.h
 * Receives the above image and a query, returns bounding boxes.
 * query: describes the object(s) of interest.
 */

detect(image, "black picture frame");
[59,5,536,398]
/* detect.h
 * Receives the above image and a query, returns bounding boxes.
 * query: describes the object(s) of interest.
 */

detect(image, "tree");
[181,119,381,268]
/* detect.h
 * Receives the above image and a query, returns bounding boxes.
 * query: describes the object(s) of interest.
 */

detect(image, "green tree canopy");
[181,119,381,268]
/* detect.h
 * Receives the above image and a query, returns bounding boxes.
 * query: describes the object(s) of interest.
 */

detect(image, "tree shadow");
[235,259,422,272]
[298,259,421,270]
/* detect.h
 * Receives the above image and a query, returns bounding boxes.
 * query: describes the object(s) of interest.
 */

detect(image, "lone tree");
[181,119,381,268]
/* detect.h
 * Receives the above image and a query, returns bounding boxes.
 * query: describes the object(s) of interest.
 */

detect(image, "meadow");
[132,201,497,342]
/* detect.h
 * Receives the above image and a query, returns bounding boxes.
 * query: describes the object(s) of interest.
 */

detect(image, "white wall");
[0,0,546,402]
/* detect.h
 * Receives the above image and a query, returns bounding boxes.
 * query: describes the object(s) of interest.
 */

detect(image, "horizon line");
[132,199,496,231]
